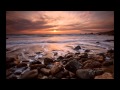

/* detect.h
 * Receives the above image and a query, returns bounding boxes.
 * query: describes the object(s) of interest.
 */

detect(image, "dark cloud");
[6,18,55,31]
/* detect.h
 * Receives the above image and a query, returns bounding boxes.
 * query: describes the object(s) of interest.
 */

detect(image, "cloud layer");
[6,11,114,34]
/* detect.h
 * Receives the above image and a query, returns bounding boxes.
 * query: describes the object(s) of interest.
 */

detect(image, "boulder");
[14,67,27,75]
[76,69,95,79]
[65,60,82,73]
[94,72,113,79]
[50,62,63,75]
[102,60,113,66]
[85,49,90,52]
[74,46,81,50]
[20,69,38,79]
[83,61,102,68]
[17,62,27,68]
[30,64,46,70]
[54,71,64,78]
[30,60,41,65]
[44,58,53,65]
[95,55,105,62]
[57,56,64,61]
[40,68,50,75]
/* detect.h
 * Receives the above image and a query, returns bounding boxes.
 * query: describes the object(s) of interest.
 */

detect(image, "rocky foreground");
[6,46,114,79]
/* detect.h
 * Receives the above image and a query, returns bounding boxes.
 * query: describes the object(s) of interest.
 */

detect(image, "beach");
[6,34,114,79]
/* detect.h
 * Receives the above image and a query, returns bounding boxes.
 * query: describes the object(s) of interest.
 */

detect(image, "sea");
[6,34,114,55]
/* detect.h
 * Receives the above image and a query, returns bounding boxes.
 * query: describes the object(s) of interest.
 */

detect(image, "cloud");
[6,11,114,34]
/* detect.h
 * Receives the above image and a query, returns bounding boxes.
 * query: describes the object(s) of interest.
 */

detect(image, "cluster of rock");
[6,46,114,79]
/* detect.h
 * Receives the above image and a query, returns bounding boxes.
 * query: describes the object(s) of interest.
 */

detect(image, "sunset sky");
[6,11,114,34]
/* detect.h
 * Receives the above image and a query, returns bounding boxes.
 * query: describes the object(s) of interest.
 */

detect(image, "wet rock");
[65,54,73,58]
[17,63,27,68]
[74,45,81,50]
[65,60,82,73]
[20,69,38,79]
[102,60,113,66]
[50,62,63,75]
[30,64,46,70]
[14,67,27,75]
[37,73,43,79]
[6,70,12,77]
[62,60,67,65]
[44,58,53,65]
[36,52,42,54]
[6,62,17,69]
[30,60,41,65]
[96,42,99,43]
[80,58,88,62]
[6,57,16,63]
[7,74,17,79]
[83,61,101,68]
[76,69,95,79]
[40,68,50,75]
[104,40,114,42]
[54,71,64,78]
[57,56,64,61]
[69,71,75,78]
[46,64,53,69]
[94,68,104,76]
[80,53,88,58]
[107,49,114,53]
[85,49,90,52]
[94,72,113,79]
[95,55,105,62]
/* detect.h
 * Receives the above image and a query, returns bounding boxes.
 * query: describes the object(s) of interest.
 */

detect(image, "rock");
[95,55,105,62]
[65,60,82,73]
[40,68,50,75]
[107,49,114,53]
[17,63,27,68]
[80,53,88,58]
[54,71,64,78]
[22,60,29,62]
[74,45,81,50]
[94,68,104,76]
[14,67,27,75]
[69,71,75,78]
[6,57,16,63]
[65,54,73,58]
[94,72,113,79]
[57,56,64,61]
[44,58,53,65]
[85,49,90,52]
[20,69,38,79]
[30,64,46,70]
[7,74,17,79]
[96,42,99,43]
[6,62,16,69]
[41,76,48,79]
[37,73,43,79]
[80,58,88,62]
[102,60,113,66]
[6,70,12,77]
[76,69,95,79]
[83,61,101,68]
[30,60,41,65]
[50,62,63,75]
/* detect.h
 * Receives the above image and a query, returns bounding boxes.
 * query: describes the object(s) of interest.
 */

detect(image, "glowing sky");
[6,11,114,34]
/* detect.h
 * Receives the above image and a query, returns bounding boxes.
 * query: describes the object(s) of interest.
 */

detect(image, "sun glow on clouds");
[6,11,114,34]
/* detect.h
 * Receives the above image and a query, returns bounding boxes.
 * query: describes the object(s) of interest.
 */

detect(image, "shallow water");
[6,34,114,56]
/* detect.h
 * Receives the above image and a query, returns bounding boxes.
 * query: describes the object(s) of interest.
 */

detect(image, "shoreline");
[6,44,114,79]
